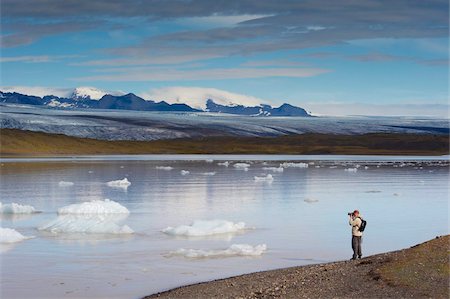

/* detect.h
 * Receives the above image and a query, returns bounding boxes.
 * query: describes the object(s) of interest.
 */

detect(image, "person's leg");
[357,236,362,258]
[351,236,357,259]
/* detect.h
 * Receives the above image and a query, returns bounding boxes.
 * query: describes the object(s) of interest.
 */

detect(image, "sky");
[0,0,449,116]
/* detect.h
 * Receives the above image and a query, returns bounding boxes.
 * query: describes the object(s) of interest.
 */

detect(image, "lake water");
[1,155,448,298]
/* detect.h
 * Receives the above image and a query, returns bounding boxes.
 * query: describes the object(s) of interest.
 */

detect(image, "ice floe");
[0,202,36,214]
[217,161,230,167]
[344,168,358,172]
[201,172,216,176]
[58,181,74,187]
[281,162,309,168]
[57,199,130,215]
[162,220,246,237]
[254,174,274,182]
[0,227,33,243]
[156,166,173,170]
[262,167,284,173]
[180,170,190,175]
[304,198,319,203]
[205,159,214,163]
[38,214,133,234]
[106,178,131,189]
[170,244,267,258]
[233,163,250,171]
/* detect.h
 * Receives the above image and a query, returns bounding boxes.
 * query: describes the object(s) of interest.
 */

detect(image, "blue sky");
[0,0,448,116]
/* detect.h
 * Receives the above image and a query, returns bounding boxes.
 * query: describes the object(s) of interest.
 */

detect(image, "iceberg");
[58,181,74,187]
[171,244,267,258]
[38,214,133,234]
[205,159,214,163]
[217,161,230,167]
[233,163,250,171]
[254,174,274,182]
[156,166,173,170]
[0,227,32,243]
[180,170,190,175]
[201,172,216,176]
[262,166,284,173]
[57,199,130,215]
[163,219,246,237]
[0,202,36,214]
[344,168,358,173]
[106,178,131,189]
[304,198,319,203]
[281,162,309,168]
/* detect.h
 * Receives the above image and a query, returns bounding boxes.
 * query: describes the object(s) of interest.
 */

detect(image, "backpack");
[358,217,367,232]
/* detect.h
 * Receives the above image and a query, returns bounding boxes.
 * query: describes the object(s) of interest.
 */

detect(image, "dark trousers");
[352,235,362,258]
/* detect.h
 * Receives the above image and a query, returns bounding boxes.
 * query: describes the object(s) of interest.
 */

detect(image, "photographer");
[348,210,363,260]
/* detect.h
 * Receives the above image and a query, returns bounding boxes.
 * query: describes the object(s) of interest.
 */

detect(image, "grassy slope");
[1,128,449,156]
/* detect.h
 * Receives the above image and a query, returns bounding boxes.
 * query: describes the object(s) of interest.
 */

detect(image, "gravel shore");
[146,235,449,299]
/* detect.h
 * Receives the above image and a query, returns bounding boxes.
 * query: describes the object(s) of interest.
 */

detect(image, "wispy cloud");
[74,67,331,82]
[0,55,80,63]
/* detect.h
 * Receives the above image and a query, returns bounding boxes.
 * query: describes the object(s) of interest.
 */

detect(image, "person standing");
[349,209,363,260]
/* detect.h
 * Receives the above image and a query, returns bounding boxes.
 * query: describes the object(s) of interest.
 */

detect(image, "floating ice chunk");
[58,181,74,187]
[0,202,36,214]
[106,178,131,190]
[233,163,250,171]
[180,170,190,175]
[262,167,284,173]
[281,162,309,168]
[304,198,319,203]
[329,166,338,169]
[201,172,216,176]
[205,159,214,163]
[38,214,133,235]
[163,220,246,237]
[156,166,173,170]
[0,227,32,243]
[364,166,369,170]
[217,161,230,167]
[254,174,274,182]
[344,168,358,172]
[171,244,267,258]
[88,170,94,174]
[57,199,130,215]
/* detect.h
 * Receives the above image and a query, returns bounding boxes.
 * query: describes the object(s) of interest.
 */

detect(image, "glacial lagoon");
[0,155,448,298]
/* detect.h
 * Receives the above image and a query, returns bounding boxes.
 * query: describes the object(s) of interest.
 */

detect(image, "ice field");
[0,155,448,298]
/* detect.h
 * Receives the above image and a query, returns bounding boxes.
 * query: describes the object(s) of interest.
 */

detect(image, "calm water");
[1,155,448,299]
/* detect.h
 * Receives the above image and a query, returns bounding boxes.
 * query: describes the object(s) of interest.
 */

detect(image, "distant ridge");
[0,89,312,117]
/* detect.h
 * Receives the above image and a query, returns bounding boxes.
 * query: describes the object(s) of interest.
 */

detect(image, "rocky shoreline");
[146,235,449,299]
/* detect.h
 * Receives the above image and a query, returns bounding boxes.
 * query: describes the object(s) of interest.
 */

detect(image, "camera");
[348,212,353,216]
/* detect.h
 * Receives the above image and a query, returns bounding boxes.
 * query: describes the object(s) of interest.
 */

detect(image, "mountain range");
[0,87,312,117]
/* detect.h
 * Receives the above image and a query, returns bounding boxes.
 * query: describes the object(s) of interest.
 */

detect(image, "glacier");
[1,103,448,141]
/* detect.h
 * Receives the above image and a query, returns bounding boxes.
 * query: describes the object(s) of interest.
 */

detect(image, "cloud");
[346,51,449,67]
[0,86,72,97]
[0,55,79,63]
[140,86,268,109]
[74,67,330,82]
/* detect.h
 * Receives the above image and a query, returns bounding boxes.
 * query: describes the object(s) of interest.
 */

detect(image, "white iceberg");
[171,244,267,258]
[163,219,246,237]
[262,167,284,173]
[281,162,309,168]
[344,168,358,173]
[58,181,74,187]
[304,198,319,203]
[217,161,230,167]
[156,166,173,170]
[38,214,133,235]
[233,163,250,171]
[57,199,130,215]
[254,174,274,182]
[0,202,36,214]
[0,227,33,243]
[201,172,216,176]
[180,170,190,175]
[205,159,214,163]
[106,178,131,189]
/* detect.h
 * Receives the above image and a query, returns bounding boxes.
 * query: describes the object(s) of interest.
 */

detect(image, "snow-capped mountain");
[70,86,123,101]
[0,88,312,117]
